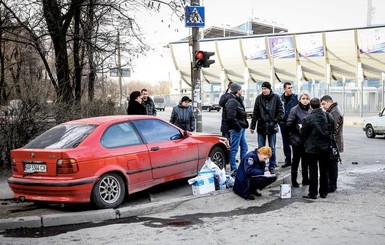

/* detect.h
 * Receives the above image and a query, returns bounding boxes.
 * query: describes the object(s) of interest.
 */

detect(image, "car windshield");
[24,124,97,149]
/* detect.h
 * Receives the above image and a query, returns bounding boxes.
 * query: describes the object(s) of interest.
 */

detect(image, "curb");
[0,172,290,231]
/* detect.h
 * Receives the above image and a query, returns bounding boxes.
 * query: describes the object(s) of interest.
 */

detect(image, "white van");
[153,96,165,111]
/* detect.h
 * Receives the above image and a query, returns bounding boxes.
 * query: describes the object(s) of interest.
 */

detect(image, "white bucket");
[280,184,291,199]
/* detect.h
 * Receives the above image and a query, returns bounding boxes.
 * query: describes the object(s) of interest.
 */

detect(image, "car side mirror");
[183,130,190,138]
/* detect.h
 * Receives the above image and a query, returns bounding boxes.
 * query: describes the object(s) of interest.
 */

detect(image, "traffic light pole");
[191,0,202,132]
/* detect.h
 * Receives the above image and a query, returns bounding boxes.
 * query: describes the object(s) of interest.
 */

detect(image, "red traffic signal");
[195,51,215,68]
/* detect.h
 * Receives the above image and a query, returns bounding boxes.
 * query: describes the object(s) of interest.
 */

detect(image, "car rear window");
[24,124,97,149]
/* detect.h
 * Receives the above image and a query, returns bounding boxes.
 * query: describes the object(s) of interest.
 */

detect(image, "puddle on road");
[0,190,310,238]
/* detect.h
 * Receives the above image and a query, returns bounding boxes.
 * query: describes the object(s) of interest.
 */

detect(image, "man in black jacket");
[219,81,233,140]
[250,82,284,174]
[225,83,249,172]
[301,98,335,199]
[141,88,157,116]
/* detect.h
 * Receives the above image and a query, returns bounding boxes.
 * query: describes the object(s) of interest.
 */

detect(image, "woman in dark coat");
[127,91,146,115]
[286,91,311,187]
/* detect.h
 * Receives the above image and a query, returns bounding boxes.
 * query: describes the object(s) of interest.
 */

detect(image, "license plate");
[24,164,47,173]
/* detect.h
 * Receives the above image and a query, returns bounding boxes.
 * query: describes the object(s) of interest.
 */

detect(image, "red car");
[8,115,228,209]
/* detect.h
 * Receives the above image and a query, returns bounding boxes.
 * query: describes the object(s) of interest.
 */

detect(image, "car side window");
[133,119,182,143]
[101,122,142,148]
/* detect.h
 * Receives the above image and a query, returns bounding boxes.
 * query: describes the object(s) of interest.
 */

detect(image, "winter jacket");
[127,100,146,115]
[250,92,284,134]
[280,93,298,123]
[286,103,311,146]
[170,104,196,131]
[233,150,266,199]
[300,108,335,154]
[225,93,249,132]
[326,102,344,153]
[143,97,157,116]
[219,91,233,133]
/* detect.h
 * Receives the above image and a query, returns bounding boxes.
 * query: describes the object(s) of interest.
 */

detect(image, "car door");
[100,122,152,190]
[132,118,199,179]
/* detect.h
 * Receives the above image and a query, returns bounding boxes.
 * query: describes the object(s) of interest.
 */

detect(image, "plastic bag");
[200,158,226,185]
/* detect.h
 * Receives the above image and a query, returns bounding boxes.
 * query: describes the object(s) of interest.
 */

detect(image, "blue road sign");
[185,6,205,28]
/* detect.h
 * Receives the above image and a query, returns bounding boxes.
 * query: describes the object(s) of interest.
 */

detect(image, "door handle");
[151,147,160,151]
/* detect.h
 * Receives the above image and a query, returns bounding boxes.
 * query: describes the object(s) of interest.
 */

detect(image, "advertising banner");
[243,38,267,60]
[358,27,385,54]
[296,33,324,58]
[268,36,295,59]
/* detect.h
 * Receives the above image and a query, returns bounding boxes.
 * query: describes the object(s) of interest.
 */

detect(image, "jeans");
[229,128,248,171]
[258,133,277,171]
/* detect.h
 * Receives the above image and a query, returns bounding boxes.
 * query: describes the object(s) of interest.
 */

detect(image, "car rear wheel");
[92,173,125,209]
[365,125,376,138]
[209,146,228,170]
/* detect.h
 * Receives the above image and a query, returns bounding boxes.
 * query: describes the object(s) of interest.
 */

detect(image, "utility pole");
[191,0,202,132]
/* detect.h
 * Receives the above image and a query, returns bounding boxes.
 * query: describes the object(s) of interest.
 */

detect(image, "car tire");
[365,125,376,138]
[209,146,228,170]
[92,173,126,209]
[217,108,220,112]
[208,108,212,112]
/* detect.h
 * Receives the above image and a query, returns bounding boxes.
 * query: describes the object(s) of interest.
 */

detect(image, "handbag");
[329,137,340,161]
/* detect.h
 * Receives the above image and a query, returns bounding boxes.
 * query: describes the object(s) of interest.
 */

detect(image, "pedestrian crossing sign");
[185,6,205,28]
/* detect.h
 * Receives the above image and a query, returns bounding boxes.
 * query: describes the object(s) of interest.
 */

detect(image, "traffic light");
[195,51,215,68]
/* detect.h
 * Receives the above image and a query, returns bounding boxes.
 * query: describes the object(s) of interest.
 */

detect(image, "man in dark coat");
[233,146,277,200]
[170,96,195,131]
[225,83,249,172]
[250,82,284,174]
[321,95,344,193]
[301,98,335,199]
[141,88,157,116]
[280,82,298,168]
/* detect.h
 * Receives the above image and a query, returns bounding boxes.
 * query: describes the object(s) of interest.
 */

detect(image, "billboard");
[268,36,295,59]
[296,33,324,58]
[358,27,385,54]
[243,38,267,60]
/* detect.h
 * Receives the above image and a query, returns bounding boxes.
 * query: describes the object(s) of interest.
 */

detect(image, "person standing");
[280,82,298,168]
[286,91,311,187]
[250,82,284,174]
[225,83,249,173]
[233,146,277,200]
[127,91,146,115]
[301,98,335,199]
[320,95,344,193]
[141,88,157,116]
[170,96,195,131]
[219,81,233,140]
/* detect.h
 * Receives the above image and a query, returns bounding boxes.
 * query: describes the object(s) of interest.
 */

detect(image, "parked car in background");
[202,102,221,112]
[363,107,385,138]
[8,115,229,209]
[153,96,165,111]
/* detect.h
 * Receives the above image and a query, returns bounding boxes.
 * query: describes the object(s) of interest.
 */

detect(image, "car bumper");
[7,176,98,204]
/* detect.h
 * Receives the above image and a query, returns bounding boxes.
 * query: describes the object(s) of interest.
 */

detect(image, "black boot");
[291,172,299,188]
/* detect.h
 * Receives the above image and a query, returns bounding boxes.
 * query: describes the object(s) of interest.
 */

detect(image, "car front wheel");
[92,173,126,209]
[365,125,376,138]
[209,146,228,170]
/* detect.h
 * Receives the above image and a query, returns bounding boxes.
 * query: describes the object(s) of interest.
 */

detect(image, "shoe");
[320,194,327,198]
[269,169,276,175]
[292,182,300,188]
[252,190,262,197]
[246,195,255,200]
[281,162,291,168]
[302,194,317,199]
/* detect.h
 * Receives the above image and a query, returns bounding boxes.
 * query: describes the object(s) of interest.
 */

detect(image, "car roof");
[63,115,156,126]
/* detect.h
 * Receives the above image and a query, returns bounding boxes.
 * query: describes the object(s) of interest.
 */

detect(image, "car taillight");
[57,159,79,174]
[11,158,18,173]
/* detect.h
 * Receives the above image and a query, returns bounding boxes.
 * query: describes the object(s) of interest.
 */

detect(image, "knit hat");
[230,83,242,94]
[261,81,272,90]
[181,96,192,102]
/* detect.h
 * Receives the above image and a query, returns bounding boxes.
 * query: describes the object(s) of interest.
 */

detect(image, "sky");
[131,0,385,84]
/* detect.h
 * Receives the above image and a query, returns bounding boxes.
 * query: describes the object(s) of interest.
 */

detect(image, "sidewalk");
[0,114,368,231]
